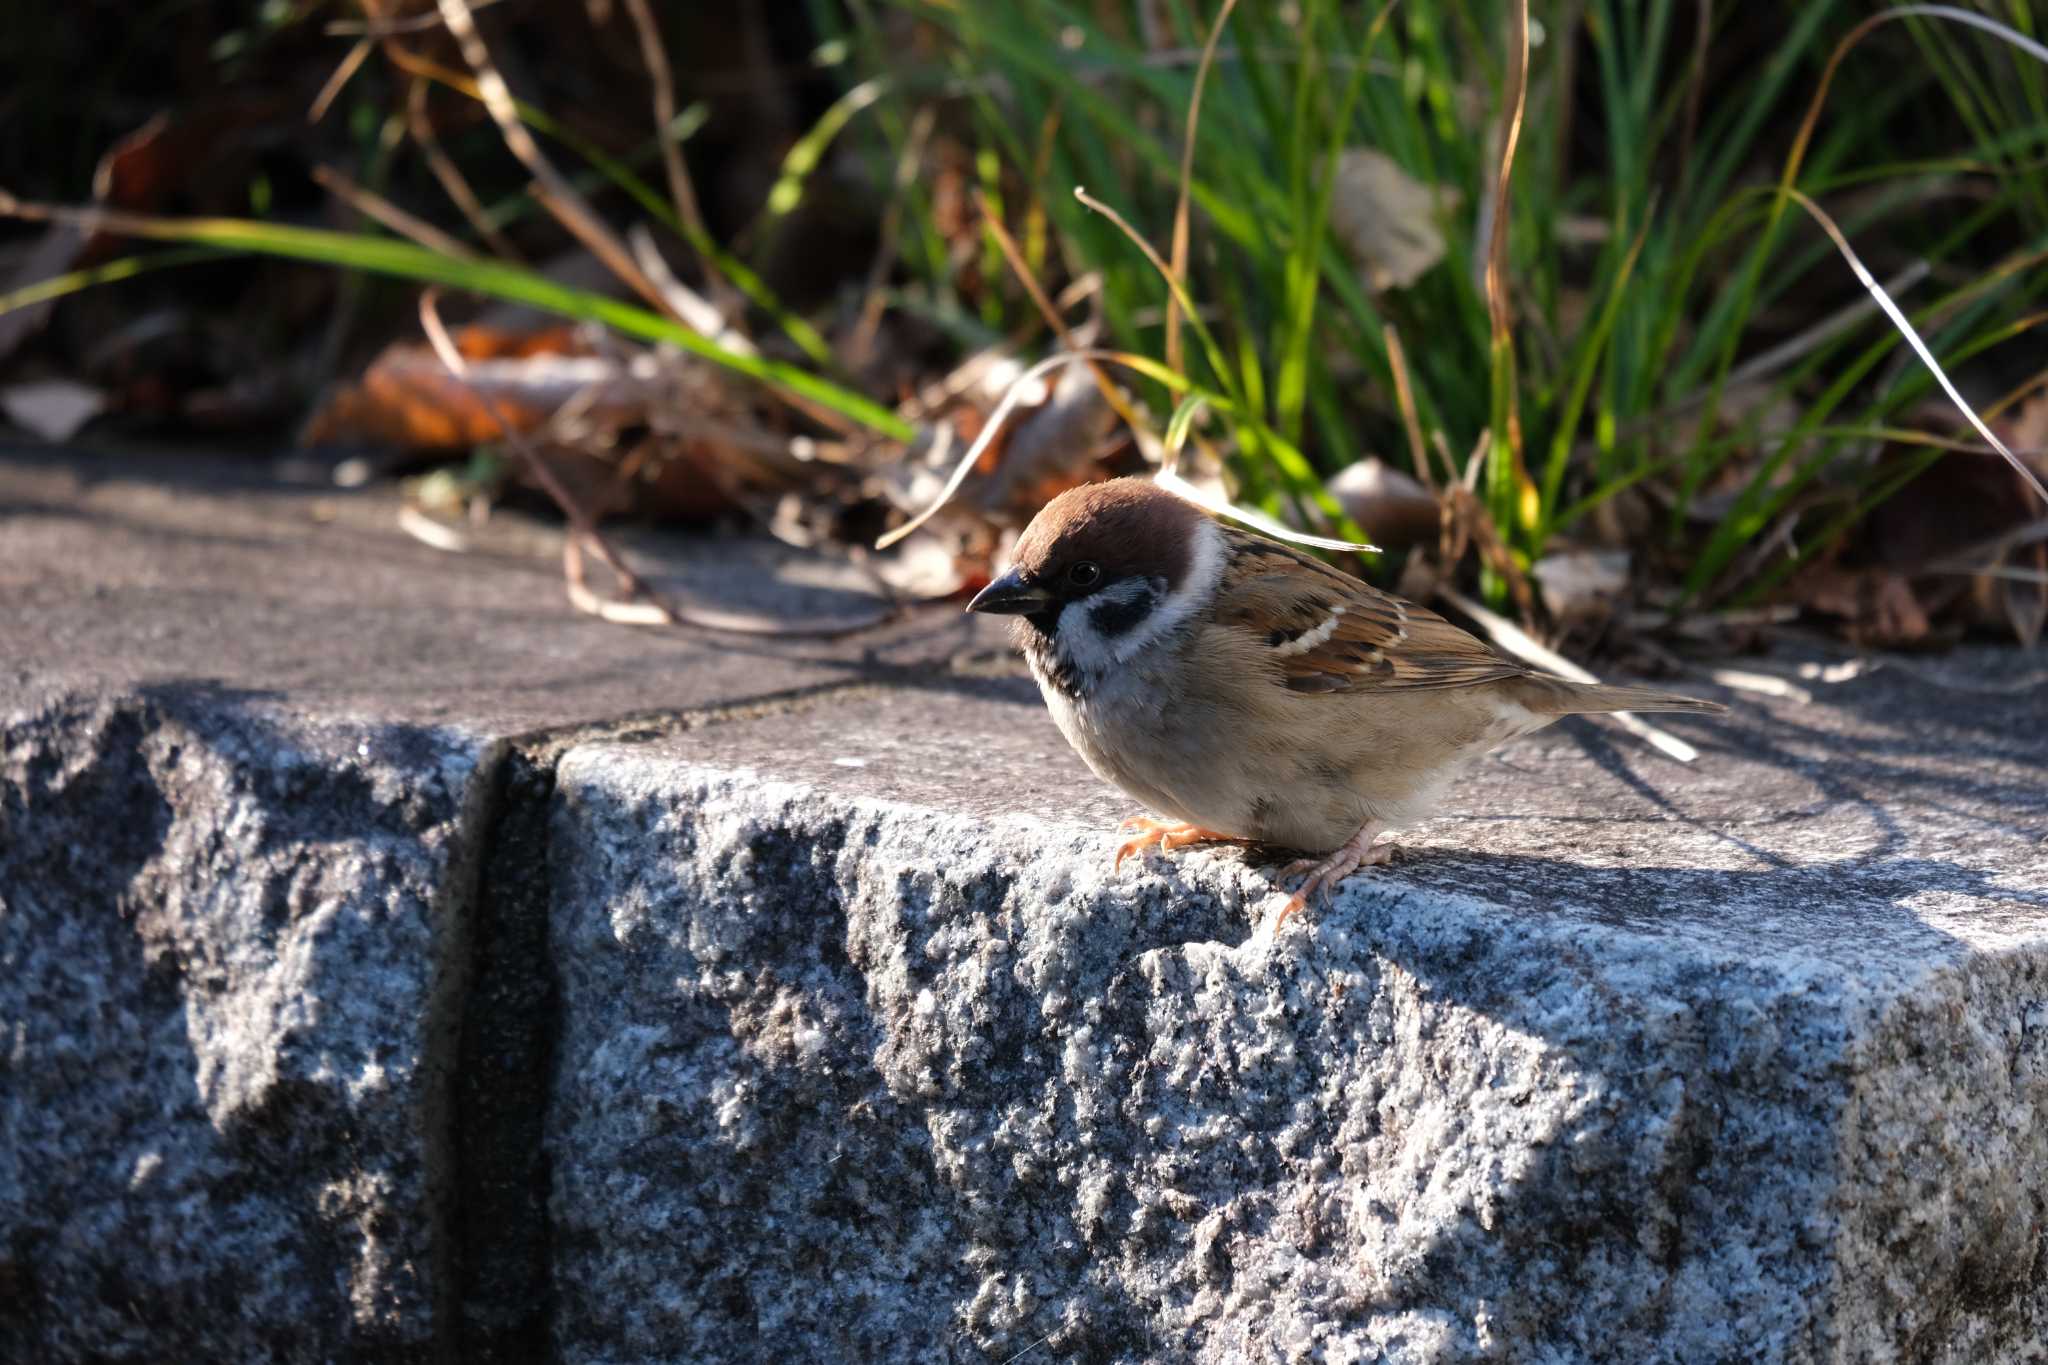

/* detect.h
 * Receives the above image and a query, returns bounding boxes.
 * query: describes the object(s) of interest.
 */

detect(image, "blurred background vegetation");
[3,0,2045,657]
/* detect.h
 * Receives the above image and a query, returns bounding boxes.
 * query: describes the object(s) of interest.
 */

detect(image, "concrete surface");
[3,446,2045,1363]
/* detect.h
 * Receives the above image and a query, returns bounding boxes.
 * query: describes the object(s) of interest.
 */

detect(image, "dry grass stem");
[308,39,373,124]
[1785,188,2048,511]
[405,77,523,261]
[849,104,936,365]
[417,289,680,623]
[617,0,730,301]
[311,165,479,262]
[627,225,753,355]
[1164,0,1239,379]
[1072,187,1205,355]
[397,502,474,553]
[876,350,1112,549]
[1482,0,1529,346]
[977,188,1146,440]
[419,291,890,636]
[1382,323,1434,495]
[328,0,505,36]
[430,0,681,321]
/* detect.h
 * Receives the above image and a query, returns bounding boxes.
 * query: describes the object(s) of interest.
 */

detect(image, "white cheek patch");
[1271,604,1346,657]
[1055,592,1134,679]
[1048,517,1227,682]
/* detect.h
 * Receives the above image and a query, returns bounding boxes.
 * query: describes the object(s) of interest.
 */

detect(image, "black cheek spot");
[1267,629,1290,648]
[1089,585,1158,638]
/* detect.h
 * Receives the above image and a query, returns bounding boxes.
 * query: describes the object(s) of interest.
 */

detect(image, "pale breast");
[1024,621,1550,852]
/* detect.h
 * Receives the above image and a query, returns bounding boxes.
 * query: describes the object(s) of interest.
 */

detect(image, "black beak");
[967,568,1055,616]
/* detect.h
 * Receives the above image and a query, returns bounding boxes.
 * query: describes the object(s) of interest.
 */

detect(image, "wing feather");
[1213,526,1530,694]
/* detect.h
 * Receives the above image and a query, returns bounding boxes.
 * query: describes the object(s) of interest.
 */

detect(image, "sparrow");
[967,477,1724,921]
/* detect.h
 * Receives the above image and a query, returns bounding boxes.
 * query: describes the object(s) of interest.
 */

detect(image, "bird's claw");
[1113,818,1235,871]
[1270,827,1393,929]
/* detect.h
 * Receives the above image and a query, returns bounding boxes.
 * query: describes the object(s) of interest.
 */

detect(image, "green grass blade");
[0,245,223,318]
[48,213,914,438]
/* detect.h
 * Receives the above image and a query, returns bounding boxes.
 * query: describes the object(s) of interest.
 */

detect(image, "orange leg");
[1274,821,1393,926]
[1113,816,1240,872]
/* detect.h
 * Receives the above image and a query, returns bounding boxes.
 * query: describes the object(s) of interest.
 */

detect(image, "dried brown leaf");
[1326,149,1458,292]
[1790,564,1933,648]
[0,379,106,442]
[1324,457,1439,549]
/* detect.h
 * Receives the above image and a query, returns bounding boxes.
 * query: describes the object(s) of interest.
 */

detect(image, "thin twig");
[327,0,505,36]
[419,290,677,616]
[419,292,891,636]
[405,77,524,261]
[1785,188,2048,511]
[847,104,934,367]
[617,0,730,301]
[1164,0,1239,379]
[309,39,373,124]
[311,165,479,261]
[430,0,678,319]
[1382,323,1434,495]
[977,188,1145,440]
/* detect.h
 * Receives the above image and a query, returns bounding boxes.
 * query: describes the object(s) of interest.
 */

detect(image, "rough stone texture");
[0,691,492,1360]
[7,447,2048,1362]
[545,676,2048,1364]
[0,446,969,1360]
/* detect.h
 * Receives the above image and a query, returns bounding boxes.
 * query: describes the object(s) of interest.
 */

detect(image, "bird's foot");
[1273,822,1392,928]
[1113,817,1239,872]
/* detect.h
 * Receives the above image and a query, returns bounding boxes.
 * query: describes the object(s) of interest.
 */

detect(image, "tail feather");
[1514,676,1727,717]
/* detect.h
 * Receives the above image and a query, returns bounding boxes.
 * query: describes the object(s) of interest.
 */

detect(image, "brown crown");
[1010,477,1205,589]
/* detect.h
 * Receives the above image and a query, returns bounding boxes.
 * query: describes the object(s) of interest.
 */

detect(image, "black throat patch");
[1023,635,1090,699]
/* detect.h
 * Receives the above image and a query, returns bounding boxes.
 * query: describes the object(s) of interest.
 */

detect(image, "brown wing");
[1213,525,1531,694]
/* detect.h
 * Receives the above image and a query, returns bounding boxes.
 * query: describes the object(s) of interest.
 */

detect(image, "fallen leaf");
[301,328,614,450]
[978,356,1118,514]
[1327,149,1459,292]
[0,379,106,442]
[1325,457,1439,548]
[1789,563,1933,648]
[1532,548,1631,630]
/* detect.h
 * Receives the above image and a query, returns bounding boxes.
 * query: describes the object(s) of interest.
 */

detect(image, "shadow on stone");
[2,683,495,1361]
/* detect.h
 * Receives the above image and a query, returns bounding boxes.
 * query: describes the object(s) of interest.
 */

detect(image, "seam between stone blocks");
[430,677,900,1362]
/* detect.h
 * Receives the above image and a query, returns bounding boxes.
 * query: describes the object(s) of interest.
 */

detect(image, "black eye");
[1067,561,1102,588]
